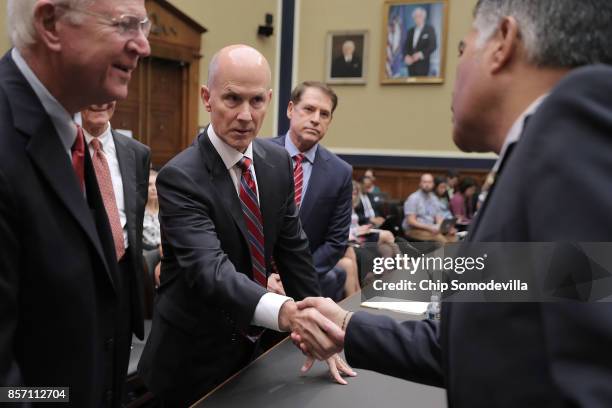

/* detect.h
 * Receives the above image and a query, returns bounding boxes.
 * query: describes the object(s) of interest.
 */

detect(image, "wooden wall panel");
[353,166,489,201]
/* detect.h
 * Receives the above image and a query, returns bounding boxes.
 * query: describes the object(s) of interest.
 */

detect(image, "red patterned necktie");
[71,125,85,191]
[90,137,126,261]
[237,157,267,287]
[293,153,305,207]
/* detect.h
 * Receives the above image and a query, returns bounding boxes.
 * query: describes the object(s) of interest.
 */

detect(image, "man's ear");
[287,101,294,120]
[265,88,273,109]
[33,1,63,52]
[489,16,521,74]
[201,85,212,112]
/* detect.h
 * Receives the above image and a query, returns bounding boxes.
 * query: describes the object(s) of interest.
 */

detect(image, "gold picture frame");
[380,0,449,84]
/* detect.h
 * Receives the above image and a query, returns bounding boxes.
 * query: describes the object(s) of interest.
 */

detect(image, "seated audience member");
[355,176,385,226]
[350,181,399,285]
[337,246,360,298]
[446,169,459,198]
[142,168,162,286]
[433,176,452,219]
[143,169,160,250]
[403,173,455,243]
[350,181,398,258]
[363,168,382,194]
[450,177,477,225]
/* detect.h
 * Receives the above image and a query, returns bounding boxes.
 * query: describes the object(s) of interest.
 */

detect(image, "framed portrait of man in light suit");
[380,0,449,84]
[326,30,369,85]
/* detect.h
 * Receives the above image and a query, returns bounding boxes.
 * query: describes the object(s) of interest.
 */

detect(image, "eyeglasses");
[58,5,152,38]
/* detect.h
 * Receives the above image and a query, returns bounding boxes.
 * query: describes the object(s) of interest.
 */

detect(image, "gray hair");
[473,0,612,67]
[7,0,93,50]
[412,7,427,20]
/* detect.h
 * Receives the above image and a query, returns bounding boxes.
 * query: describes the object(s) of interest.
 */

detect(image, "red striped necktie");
[71,125,85,191]
[90,137,126,262]
[237,157,267,287]
[293,153,305,207]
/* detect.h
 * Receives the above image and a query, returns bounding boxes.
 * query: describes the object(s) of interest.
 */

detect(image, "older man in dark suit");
[294,0,612,406]
[268,81,355,300]
[138,45,354,407]
[403,7,438,77]
[0,0,150,406]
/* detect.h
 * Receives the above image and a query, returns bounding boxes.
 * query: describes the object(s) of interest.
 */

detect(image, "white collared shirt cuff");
[252,293,293,331]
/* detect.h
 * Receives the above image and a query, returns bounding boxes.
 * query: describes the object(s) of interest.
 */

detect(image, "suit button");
[105,338,114,351]
[105,390,113,402]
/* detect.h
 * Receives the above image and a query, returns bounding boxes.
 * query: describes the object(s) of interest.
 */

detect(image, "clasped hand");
[279,299,356,384]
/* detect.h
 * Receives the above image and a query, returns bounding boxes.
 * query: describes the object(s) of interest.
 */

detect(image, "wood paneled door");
[111,0,206,168]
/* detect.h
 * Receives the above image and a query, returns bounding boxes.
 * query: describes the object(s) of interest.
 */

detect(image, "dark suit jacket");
[0,51,142,407]
[331,55,362,78]
[345,65,612,407]
[138,129,321,405]
[111,129,150,332]
[268,135,352,298]
[403,24,437,76]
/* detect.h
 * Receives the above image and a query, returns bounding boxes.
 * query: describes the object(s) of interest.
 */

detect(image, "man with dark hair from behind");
[293,0,612,406]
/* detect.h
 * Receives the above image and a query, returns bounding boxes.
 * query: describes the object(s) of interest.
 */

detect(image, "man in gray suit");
[293,0,612,406]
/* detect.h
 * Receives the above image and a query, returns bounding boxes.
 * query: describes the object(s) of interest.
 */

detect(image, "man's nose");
[237,103,252,121]
[311,110,320,124]
[127,31,151,58]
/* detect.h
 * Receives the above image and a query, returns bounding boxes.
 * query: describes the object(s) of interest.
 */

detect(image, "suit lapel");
[468,142,518,241]
[13,105,113,290]
[299,147,326,223]
[3,54,115,290]
[200,131,249,243]
[113,131,137,249]
[253,140,277,260]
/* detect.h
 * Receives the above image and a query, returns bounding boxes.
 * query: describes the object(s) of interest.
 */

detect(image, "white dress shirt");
[84,124,129,248]
[413,25,423,48]
[207,126,291,331]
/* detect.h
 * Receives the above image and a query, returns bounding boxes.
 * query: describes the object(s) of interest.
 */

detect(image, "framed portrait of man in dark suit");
[380,0,448,84]
[326,30,368,84]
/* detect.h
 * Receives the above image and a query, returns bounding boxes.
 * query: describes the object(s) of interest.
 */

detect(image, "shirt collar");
[83,123,113,151]
[492,94,548,172]
[208,125,254,170]
[11,48,77,155]
[285,131,318,164]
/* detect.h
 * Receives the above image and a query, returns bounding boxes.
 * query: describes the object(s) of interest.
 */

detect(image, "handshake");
[278,297,357,384]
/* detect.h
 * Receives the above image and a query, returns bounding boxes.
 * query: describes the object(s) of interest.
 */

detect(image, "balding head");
[201,45,273,152]
[207,45,272,89]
